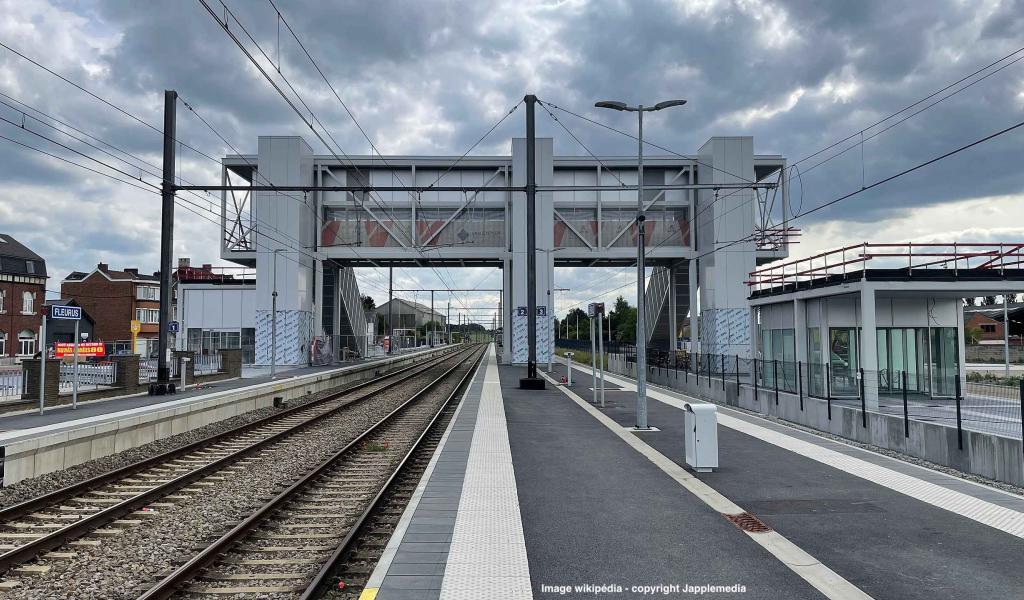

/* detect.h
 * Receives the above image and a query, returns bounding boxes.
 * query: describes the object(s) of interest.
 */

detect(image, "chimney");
[202,264,212,271]
[97,263,108,271]
[178,257,191,267]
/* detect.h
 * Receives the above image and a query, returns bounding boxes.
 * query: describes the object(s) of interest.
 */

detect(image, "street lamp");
[595,98,686,429]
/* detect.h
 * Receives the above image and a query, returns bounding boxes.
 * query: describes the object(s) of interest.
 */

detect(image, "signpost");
[130,319,141,355]
[588,302,606,406]
[50,304,83,410]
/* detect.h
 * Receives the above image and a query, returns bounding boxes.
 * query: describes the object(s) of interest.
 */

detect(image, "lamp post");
[271,248,283,379]
[595,98,686,429]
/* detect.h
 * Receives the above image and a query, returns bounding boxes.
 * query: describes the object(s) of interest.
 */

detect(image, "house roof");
[376,298,445,319]
[63,263,159,283]
[42,298,96,324]
[964,302,1024,321]
[0,234,46,277]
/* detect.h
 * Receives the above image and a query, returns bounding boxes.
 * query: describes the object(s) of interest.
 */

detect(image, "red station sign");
[55,342,106,358]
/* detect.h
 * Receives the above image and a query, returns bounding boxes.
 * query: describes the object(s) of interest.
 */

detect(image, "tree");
[609,295,637,342]
[563,307,590,340]
[982,296,998,306]
[361,295,376,311]
[964,325,983,345]
[963,297,976,307]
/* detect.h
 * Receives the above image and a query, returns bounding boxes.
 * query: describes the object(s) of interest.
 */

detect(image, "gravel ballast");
[1,349,478,600]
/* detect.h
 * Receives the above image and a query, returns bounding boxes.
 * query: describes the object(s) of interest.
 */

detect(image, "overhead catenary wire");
[200,0,475,314]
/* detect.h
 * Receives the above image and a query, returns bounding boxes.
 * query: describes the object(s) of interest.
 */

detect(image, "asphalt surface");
[544,362,1024,600]
[500,364,824,600]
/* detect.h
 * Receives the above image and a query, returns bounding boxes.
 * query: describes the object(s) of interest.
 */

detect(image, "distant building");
[0,234,47,360]
[43,298,96,347]
[373,298,446,332]
[964,302,1024,344]
[61,263,161,357]
[174,259,256,364]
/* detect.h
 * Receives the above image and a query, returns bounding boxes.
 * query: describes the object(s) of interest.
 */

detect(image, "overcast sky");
[1,0,1022,323]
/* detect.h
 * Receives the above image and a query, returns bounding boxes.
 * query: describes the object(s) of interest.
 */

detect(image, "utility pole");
[520,94,544,389]
[430,290,435,348]
[271,248,281,379]
[387,267,393,354]
[447,300,451,345]
[154,89,177,395]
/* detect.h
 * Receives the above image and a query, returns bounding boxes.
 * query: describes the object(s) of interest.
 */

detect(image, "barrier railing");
[0,367,22,400]
[59,362,117,390]
[559,339,1024,445]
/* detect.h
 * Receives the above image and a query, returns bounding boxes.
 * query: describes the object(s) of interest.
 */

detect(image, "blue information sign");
[50,305,82,320]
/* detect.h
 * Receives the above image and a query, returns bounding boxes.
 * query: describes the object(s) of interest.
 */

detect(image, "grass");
[966,371,1022,387]
[554,347,605,369]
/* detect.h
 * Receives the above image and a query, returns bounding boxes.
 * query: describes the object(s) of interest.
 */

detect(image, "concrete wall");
[607,354,1024,487]
[0,346,450,487]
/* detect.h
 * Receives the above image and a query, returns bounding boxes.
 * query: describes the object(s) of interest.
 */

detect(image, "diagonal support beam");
[421,168,504,247]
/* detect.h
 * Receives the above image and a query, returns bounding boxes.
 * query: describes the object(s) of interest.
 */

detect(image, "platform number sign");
[516,306,528,316]
[50,305,82,320]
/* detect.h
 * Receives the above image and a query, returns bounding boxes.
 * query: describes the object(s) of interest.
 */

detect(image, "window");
[136,286,159,300]
[0,289,5,313]
[25,260,34,274]
[0,330,5,355]
[21,291,34,314]
[17,330,36,356]
[980,323,996,333]
[135,308,160,324]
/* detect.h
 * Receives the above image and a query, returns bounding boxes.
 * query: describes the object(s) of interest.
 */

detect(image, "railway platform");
[0,346,452,486]
[367,347,1024,600]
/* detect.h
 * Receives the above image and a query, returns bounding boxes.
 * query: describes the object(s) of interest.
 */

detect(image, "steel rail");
[136,344,486,599]
[0,346,462,523]
[299,345,485,599]
[0,345,474,573]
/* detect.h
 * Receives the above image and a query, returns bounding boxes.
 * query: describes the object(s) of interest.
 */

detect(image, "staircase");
[645,262,691,351]
[337,265,369,355]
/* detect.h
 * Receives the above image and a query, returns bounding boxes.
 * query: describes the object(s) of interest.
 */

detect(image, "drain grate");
[723,512,773,533]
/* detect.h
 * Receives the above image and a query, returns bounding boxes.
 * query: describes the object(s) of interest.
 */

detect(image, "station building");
[0,234,46,361]
[747,243,1024,409]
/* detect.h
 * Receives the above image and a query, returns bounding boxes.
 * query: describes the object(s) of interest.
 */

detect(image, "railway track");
[0,345,474,582]
[136,344,486,599]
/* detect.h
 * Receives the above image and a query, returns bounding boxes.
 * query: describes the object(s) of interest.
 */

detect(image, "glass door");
[829,327,859,397]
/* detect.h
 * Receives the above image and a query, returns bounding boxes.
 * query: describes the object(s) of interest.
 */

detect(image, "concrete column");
[501,258,512,364]
[860,286,879,410]
[794,298,807,363]
[749,305,760,359]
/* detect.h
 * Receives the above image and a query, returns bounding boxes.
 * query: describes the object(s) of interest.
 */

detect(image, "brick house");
[964,303,1024,344]
[0,234,47,360]
[61,263,162,357]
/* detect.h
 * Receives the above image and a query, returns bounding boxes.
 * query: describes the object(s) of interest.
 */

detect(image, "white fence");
[193,353,222,375]
[59,362,117,391]
[0,368,22,400]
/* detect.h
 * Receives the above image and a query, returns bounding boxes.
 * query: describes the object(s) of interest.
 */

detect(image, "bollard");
[565,352,574,387]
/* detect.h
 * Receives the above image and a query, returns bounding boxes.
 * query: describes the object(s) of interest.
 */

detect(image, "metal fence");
[0,367,22,400]
[59,362,117,391]
[193,353,222,375]
[559,339,1024,444]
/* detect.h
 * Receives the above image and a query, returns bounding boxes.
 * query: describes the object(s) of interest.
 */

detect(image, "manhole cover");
[723,512,772,533]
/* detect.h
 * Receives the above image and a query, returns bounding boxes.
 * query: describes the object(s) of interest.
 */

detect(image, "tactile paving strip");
[441,347,533,600]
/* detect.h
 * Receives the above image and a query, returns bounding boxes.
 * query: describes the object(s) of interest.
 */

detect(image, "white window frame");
[17,330,36,356]
[0,289,5,314]
[136,286,159,301]
[135,308,160,324]
[21,291,34,315]
[0,331,6,355]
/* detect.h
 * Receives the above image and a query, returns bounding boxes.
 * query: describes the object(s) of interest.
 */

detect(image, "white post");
[566,352,573,386]
[72,319,80,409]
[38,315,46,415]
[181,357,186,390]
